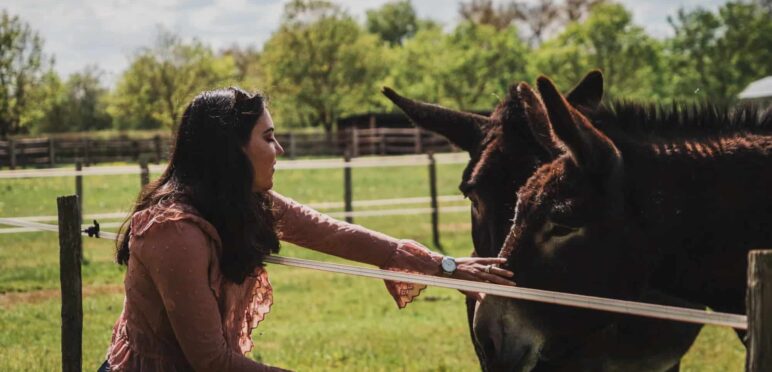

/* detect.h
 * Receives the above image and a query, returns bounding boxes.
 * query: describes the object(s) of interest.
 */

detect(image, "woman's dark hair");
[117,87,280,284]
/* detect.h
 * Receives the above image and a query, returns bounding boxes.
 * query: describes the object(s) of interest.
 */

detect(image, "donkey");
[472,76,772,371]
[382,74,597,368]
[383,73,702,371]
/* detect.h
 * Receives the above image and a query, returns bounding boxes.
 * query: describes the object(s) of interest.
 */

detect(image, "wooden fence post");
[57,195,82,372]
[351,127,359,158]
[747,249,772,372]
[9,139,16,170]
[139,158,150,188]
[288,132,296,159]
[379,128,386,155]
[369,115,377,156]
[75,161,83,225]
[82,138,90,166]
[428,152,443,252]
[414,127,423,154]
[153,135,162,164]
[344,151,353,224]
[49,137,56,166]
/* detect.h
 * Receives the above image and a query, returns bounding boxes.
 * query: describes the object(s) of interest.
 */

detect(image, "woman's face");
[243,109,284,192]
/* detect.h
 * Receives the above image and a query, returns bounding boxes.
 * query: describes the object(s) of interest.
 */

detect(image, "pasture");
[0,158,745,371]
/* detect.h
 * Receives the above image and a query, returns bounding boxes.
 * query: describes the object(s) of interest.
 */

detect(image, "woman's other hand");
[448,257,516,301]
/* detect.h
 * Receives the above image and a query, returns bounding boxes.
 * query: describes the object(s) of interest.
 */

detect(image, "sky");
[4,0,726,83]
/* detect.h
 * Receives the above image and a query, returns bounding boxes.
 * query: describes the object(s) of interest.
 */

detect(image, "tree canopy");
[0,10,51,137]
[1,0,770,137]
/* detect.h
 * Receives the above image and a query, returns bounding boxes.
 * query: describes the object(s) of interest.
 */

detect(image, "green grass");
[0,158,746,370]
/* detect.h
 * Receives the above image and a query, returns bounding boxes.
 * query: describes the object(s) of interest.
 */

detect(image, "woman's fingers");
[489,266,514,278]
[457,257,507,265]
[453,267,516,286]
[476,272,517,286]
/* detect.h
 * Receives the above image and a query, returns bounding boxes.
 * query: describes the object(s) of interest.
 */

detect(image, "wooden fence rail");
[0,128,458,169]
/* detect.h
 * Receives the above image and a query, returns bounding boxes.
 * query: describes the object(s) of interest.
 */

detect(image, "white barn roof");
[738,76,772,99]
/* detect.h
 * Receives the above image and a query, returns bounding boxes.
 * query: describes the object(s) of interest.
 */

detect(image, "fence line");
[0,152,464,248]
[0,127,460,169]
[0,208,469,234]
[0,195,467,223]
[0,152,469,179]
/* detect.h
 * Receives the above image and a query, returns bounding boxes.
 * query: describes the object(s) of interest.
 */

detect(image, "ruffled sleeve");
[379,240,444,308]
[270,191,443,308]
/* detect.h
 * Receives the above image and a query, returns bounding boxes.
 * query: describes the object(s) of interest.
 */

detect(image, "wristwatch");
[440,256,457,276]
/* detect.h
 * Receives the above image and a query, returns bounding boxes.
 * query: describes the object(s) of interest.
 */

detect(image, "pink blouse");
[106,191,443,371]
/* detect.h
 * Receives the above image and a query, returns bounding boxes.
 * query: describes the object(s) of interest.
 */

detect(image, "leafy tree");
[108,29,236,130]
[366,0,418,46]
[666,1,772,102]
[441,23,530,109]
[220,45,261,84]
[381,25,446,105]
[513,0,560,46]
[459,0,606,46]
[0,10,52,138]
[33,66,112,133]
[260,0,387,133]
[563,0,607,22]
[532,3,665,100]
[458,0,520,30]
[385,22,529,111]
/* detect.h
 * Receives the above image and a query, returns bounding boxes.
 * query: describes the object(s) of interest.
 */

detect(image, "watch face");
[441,257,456,272]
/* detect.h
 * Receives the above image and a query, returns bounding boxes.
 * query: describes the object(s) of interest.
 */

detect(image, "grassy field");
[0,158,745,371]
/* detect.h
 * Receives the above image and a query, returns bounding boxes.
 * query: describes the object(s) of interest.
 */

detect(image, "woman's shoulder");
[131,198,221,247]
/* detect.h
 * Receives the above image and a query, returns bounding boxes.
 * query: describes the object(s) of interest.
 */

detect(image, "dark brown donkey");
[383,73,701,371]
[472,76,772,371]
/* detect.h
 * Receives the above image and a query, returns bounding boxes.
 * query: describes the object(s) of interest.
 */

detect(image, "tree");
[0,10,52,138]
[108,29,236,130]
[260,0,388,133]
[459,0,606,47]
[532,3,665,101]
[220,45,261,84]
[366,1,418,46]
[33,66,112,133]
[458,0,520,30]
[386,22,529,111]
[563,0,606,22]
[441,22,530,109]
[513,0,560,46]
[666,1,772,102]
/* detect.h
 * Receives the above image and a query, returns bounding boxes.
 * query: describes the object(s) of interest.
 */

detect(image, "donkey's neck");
[619,133,772,313]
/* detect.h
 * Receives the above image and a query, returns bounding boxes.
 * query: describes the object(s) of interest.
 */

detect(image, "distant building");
[738,76,772,106]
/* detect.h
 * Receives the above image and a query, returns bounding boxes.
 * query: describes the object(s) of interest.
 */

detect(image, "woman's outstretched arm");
[269,191,514,306]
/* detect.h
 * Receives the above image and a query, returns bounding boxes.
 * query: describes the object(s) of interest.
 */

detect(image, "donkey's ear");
[516,82,561,157]
[566,70,603,113]
[382,87,487,153]
[536,76,620,173]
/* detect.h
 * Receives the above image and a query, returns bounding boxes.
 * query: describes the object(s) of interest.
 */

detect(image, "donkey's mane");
[593,101,772,135]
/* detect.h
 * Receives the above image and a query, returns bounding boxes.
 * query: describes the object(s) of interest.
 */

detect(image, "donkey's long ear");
[517,82,562,157]
[537,76,620,173]
[566,70,603,113]
[382,87,487,152]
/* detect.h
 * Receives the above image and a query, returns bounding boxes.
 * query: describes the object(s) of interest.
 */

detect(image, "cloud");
[4,0,729,82]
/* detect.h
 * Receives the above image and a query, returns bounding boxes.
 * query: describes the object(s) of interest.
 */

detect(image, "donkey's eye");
[550,223,578,237]
[547,222,579,238]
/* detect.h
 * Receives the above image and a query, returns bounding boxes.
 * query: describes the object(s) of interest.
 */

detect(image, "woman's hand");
[448,257,516,301]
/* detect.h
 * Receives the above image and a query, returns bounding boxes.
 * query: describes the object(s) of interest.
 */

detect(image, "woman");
[103,88,514,371]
